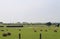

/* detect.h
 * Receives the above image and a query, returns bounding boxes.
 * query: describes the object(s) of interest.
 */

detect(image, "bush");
[7,32,11,36]
[19,29,21,31]
[2,32,11,37]
[46,22,52,27]
[40,29,43,31]
[45,30,47,32]
[56,24,59,27]
[1,30,4,31]
[34,30,37,32]
[54,30,57,32]
[3,33,7,37]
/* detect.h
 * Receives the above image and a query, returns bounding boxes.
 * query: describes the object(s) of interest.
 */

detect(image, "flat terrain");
[0,25,60,39]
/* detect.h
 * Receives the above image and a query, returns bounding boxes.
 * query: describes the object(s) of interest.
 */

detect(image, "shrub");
[1,30,4,31]
[40,29,43,31]
[3,33,7,37]
[7,32,11,36]
[45,30,47,32]
[46,22,52,27]
[19,29,21,31]
[56,24,59,27]
[54,30,57,32]
[34,30,37,32]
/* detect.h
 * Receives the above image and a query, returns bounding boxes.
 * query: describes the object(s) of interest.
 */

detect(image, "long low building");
[0,23,23,28]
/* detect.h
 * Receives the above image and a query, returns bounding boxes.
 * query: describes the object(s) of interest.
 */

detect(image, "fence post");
[19,33,21,39]
[40,33,42,39]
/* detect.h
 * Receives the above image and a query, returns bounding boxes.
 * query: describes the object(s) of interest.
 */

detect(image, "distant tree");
[16,22,21,24]
[22,22,29,25]
[0,22,3,24]
[56,24,59,27]
[46,22,52,27]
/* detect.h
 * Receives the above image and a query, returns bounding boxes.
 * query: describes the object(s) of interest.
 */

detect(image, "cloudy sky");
[0,0,60,23]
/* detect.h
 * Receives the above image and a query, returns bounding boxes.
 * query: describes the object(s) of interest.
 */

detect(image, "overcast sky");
[0,0,60,23]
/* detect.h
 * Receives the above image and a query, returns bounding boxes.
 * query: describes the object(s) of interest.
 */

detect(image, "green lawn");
[0,25,60,39]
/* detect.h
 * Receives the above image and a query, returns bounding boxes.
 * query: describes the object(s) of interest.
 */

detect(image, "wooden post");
[19,33,20,39]
[40,33,42,39]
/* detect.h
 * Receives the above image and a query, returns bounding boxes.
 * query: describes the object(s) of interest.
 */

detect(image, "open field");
[0,25,60,39]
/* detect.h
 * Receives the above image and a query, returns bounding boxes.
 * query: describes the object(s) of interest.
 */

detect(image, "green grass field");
[0,25,60,39]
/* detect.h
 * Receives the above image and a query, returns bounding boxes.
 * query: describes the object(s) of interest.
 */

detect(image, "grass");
[0,25,60,39]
